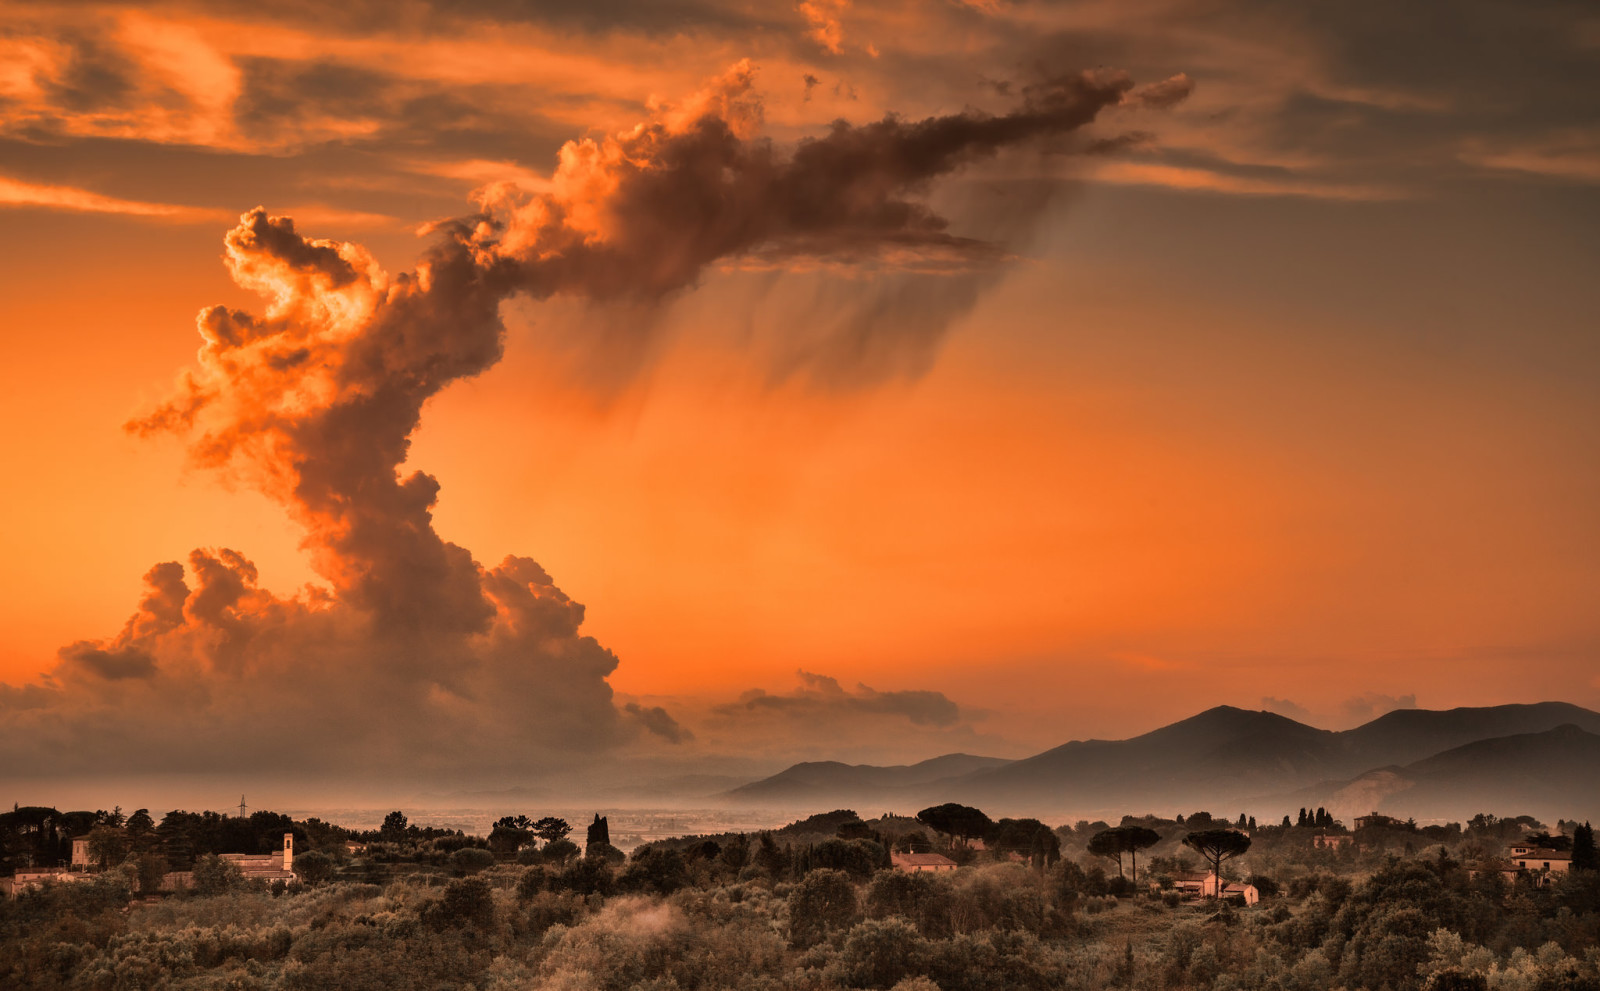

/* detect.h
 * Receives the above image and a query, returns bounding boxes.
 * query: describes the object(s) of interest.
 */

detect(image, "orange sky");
[1,0,1597,793]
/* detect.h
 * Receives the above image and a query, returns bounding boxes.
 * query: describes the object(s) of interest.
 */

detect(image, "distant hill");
[719,702,1600,822]
[955,706,1341,812]
[722,754,1013,806]
[1292,723,1600,823]
[1334,702,1600,768]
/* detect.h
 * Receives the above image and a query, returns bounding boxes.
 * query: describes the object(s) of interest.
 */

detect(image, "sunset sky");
[2,0,1598,805]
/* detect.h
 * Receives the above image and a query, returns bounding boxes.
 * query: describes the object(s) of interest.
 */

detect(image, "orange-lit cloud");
[0,58,1181,786]
[799,0,850,54]
[0,176,223,220]
[1085,161,1402,200]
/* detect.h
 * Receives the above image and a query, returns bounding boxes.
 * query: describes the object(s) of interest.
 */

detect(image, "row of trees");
[914,803,1252,892]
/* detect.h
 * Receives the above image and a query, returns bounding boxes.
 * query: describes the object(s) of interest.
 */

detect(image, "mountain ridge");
[718,702,1600,822]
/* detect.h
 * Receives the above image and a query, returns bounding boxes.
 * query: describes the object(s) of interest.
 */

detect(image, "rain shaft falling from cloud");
[0,62,1185,783]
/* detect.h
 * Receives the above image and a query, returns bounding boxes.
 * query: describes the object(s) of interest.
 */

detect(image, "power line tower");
[238,795,248,819]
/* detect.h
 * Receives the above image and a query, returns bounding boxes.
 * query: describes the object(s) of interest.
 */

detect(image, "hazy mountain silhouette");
[723,754,1012,805]
[1291,723,1600,823]
[719,702,1600,822]
[1333,701,1600,767]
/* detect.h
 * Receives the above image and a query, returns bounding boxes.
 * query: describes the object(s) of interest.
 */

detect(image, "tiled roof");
[893,853,957,867]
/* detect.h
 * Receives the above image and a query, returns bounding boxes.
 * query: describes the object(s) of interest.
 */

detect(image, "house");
[1220,881,1261,906]
[2,867,88,899]
[1312,832,1353,849]
[1509,848,1571,876]
[218,833,298,883]
[891,852,958,873]
[1354,813,1401,830]
[70,835,92,870]
[1167,870,1213,897]
[160,872,195,892]
[1157,871,1258,904]
[1467,859,1523,884]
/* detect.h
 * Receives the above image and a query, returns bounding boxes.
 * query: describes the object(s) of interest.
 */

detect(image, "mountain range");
[718,702,1600,823]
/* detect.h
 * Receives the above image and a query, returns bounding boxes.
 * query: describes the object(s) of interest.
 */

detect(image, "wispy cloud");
[1087,161,1405,201]
[0,176,222,221]
[1461,130,1600,184]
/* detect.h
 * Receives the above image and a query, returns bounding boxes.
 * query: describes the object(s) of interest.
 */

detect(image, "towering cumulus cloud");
[1,63,1184,786]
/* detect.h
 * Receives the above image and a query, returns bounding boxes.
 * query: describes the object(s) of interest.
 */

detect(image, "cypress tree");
[1573,822,1597,872]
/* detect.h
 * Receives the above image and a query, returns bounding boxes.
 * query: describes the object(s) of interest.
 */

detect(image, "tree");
[87,824,130,870]
[554,854,614,896]
[191,853,243,896]
[450,847,495,875]
[132,852,167,894]
[915,804,993,847]
[294,849,334,885]
[427,876,496,931]
[1117,827,1160,882]
[381,811,408,840]
[720,834,751,871]
[543,837,579,864]
[894,831,933,854]
[1088,827,1160,881]
[1573,822,1597,872]
[489,817,533,857]
[125,809,155,846]
[1088,829,1127,879]
[532,816,571,845]
[1526,830,1573,852]
[618,846,688,895]
[991,818,1061,869]
[1182,829,1252,893]
[789,868,859,947]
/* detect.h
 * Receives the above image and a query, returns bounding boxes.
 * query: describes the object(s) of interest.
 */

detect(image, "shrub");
[450,847,495,875]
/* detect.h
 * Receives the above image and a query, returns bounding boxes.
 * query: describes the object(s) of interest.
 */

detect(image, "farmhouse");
[1158,871,1259,904]
[891,852,958,872]
[1509,848,1572,875]
[1353,813,1401,830]
[1,867,89,899]
[163,833,299,890]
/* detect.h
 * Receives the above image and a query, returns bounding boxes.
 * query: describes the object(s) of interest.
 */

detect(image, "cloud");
[0,175,224,221]
[1259,693,1417,730]
[1460,129,1600,184]
[0,59,1174,786]
[1340,692,1417,725]
[625,703,694,744]
[718,670,963,727]
[1124,73,1193,111]
[798,0,850,55]
[686,669,1011,766]
[1260,696,1314,723]
[1085,161,1402,201]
